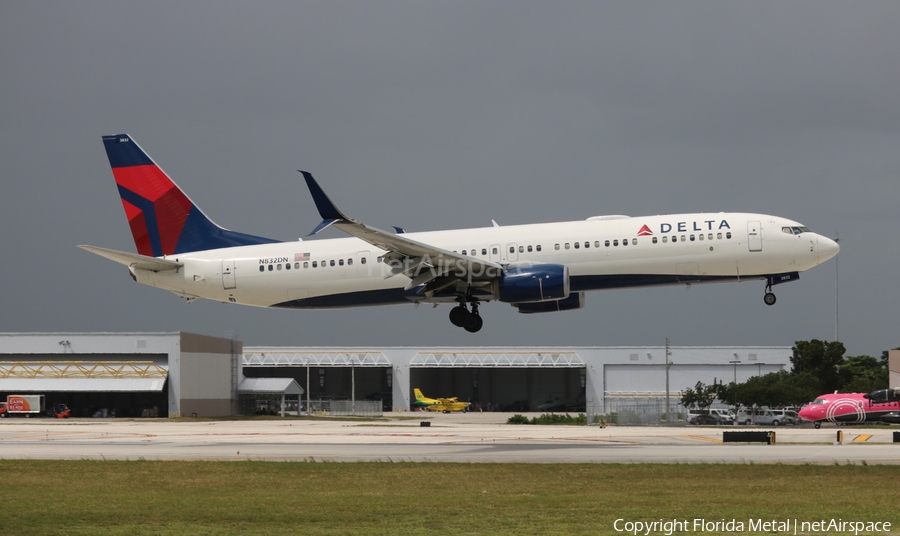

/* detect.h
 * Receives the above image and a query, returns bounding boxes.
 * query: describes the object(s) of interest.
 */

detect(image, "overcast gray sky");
[1,2,897,357]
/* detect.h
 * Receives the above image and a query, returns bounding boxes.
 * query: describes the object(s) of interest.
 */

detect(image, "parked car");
[770,409,798,425]
[687,408,735,423]
[689,413,728,425]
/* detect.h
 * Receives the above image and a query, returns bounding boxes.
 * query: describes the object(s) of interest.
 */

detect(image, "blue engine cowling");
[496,263,570,303]
[515,292,585,314]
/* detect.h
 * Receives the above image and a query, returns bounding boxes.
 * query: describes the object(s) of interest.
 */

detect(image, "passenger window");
[303,262,309,268]
[605,240,610,247]
[527,245,533,252]
[717,233,722,240]
[632,238,637,245]
[361,257,367,264]
[482,248,487,255]
[554,244,560,250]
[312,261,318,268]
[662,236,668,243]
[330,260,335,267]
[519,246,524,253]
[294,262,300,269]
[594,241,600,248]
[268,265,274,271]
[462,250,467,256]
[348,258,353,265]
[726,232,732,239]
[536,245,542,252]
[285,263,290,270]
[622,239,627,246]
[613,240,618,246]
[259,266,264,272]
[339,259,344,266]
[708,233,713,240]
[565,243,570,250]
[681,235,686,242]
[377,256,383,263]
[584,241,589,248]
[574,242,580,249]
[493,247,499,254]
[509,246,515,253]
[652,237,658,244]
[690,235,695,242]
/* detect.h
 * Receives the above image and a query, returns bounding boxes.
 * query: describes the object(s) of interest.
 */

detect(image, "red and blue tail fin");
[103,134,279,256]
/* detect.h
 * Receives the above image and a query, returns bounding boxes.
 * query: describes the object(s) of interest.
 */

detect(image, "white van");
[738,407,785,426]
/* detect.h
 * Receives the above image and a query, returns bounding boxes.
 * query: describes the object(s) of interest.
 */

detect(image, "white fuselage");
[129,212,837,310]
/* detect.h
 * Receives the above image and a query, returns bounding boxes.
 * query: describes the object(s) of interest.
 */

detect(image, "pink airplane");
[798,388,900,428]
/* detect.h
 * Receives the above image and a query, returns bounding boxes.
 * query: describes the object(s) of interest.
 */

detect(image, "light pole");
[729,357,741,424]
[665,338,672,423]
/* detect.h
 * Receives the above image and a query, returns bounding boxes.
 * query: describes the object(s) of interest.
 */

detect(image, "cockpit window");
[782,226,812,235]
[813,398,828,405]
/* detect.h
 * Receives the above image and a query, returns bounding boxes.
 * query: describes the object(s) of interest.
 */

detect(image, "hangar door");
[409,352,586,412]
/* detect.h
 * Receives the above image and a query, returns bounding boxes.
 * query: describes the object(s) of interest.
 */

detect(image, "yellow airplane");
[413,388,470,413]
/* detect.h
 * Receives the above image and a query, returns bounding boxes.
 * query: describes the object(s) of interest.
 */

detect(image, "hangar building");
[0,332,241,417]
[242,345,793,413]
[15,332,887,418]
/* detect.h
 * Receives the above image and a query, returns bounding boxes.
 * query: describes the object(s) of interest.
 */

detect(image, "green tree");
[733,371,815,409]
[791,340,845,393]
[680,381,718,410]
[839,352,891,393]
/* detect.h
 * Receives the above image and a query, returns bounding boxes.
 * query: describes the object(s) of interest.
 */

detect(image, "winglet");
[300,170,352,237]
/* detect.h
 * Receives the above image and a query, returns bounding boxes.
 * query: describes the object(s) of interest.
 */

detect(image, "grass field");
[0,462,897,535]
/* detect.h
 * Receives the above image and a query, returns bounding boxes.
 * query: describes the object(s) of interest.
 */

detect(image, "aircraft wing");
[78,245,183,271]
[301,171,503,294]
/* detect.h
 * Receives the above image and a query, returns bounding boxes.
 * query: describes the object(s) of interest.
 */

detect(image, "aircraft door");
[357,250,371,278]
[506,243,518,262]
[748,221,762,252]
[489,244,501,262]
[222,259,236,289]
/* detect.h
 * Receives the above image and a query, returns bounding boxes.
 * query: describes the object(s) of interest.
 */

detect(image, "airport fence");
[309,399,383,417]
[587,398,687,425]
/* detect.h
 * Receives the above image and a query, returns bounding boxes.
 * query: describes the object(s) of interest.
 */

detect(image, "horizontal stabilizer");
[77,245,183,271]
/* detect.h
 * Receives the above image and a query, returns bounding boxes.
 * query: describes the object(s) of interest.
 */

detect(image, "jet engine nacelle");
[515,292,585,314]
[495,263,570,303]
[864,388,900,403]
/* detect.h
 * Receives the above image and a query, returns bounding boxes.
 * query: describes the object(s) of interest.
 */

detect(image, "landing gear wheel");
[464,314,484,333]
[449,305,468,327]
[814,422,821,429]
[764,292,777,306]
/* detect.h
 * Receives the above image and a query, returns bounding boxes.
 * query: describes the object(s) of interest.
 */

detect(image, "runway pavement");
[1,413,898,464]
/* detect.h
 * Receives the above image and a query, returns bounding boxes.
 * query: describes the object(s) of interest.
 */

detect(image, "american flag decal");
[295,252,310,261]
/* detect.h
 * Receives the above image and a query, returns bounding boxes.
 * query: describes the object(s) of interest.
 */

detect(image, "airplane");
[80,134,840,333]
[797,390,900,428]
[412,388,470,413]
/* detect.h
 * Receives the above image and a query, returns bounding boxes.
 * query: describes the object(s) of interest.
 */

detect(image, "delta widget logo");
[637,224,653,236]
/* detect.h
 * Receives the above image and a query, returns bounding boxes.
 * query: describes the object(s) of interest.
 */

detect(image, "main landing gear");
[449,302,483,333]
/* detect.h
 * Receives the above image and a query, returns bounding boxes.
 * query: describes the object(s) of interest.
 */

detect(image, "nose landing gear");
[449,302,483,333]
[762,272,800,306]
